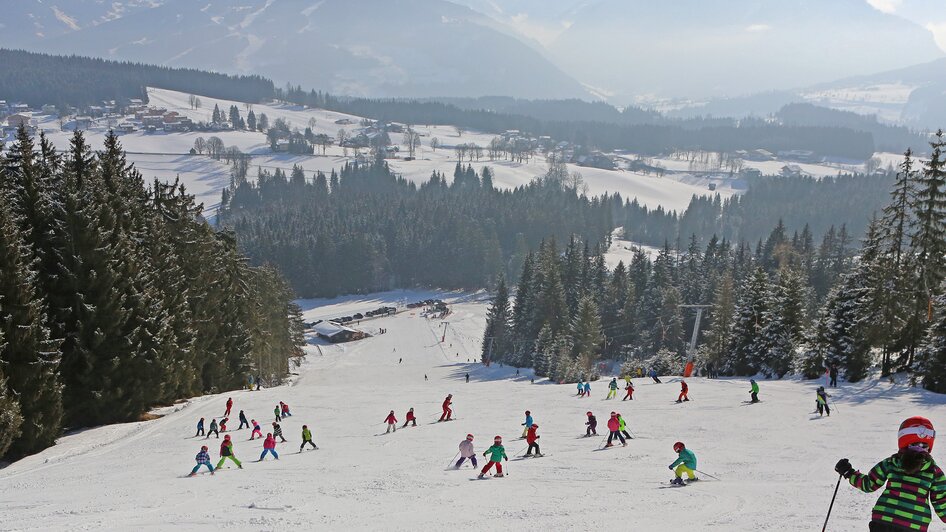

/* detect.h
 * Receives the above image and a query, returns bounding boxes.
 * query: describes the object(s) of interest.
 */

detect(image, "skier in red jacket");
[439,394,453,421]
[402,408,417,428]
[385,410,398,433]
[224,397,233,417]
[525,424,543,457]
[677,380,689,403]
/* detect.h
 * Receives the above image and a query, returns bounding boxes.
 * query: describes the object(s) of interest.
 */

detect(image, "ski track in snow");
[1,290,945,530]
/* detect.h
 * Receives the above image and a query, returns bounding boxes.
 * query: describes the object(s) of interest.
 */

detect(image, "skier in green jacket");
[669,441,698,485]
[300,424,318,451]
[749,379,760,403]
[478,436,508,478]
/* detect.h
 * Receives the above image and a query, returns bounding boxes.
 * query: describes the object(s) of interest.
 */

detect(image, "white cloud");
[926,22,946,52]
[866,0,903,13]
[746,24,772,33]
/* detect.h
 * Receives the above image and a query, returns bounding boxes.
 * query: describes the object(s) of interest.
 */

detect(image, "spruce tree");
[705,272,735,372]
[727,268,769,375]
[916,282,946,392]
[571,295,603,372]
[0,327,23,458]
[482,274,512,364]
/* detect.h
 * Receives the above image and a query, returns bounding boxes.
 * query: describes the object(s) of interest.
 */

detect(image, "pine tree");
[571,295,603,372]
[727,268,769,375]
[212,104,222,124]
[532,324,554,377]
[916,281,946,392]
[705,272,735,372]
[756,270,806,378]
[482,274,512,364]
[819,274,872,382]
[0,324,23,458]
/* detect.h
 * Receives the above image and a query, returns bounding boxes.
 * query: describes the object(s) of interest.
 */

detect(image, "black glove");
[668,465,674,470]
[835,458,854,478]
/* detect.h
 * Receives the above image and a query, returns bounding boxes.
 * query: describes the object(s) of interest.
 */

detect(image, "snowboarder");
[259,433,279,461]
[605,412,627,447]
[829,363,839,387]
[188,445,215,476]
[402,408,417,428]
[300,425,318,451]
[521,410,533,438]
[676,380,689,403]
[834,417,946,531]
[385,410,398,433]
[280,401,291,417]
[465,373,470,383]
[478,436,508,478]
[439,394,453,421]
[455,434,477,469]
[238,410,249,430]
[816,386,831,416]
[617,413,632,440]
[577,381,584,397]
[272,421,287,443]
[219,417,228,432]
[607,378,618,399]
[274,405,281,422]
[216,435,243,470]
[224,397,233,417]
[585,412,598,437]
[525,424,542,457]
[206,418,219,439]
[196,417,205,437]
[669,441,698,485]
[251,420,262,440]
[583,382,591,397]
[649,368,661,384]
[623,381,635,401]
[749,379,760,403]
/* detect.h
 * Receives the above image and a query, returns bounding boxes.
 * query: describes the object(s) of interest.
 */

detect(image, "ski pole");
[513,445,528,457]
[695,469,720,480]
[446,451,460,468]
[822,473,843,532]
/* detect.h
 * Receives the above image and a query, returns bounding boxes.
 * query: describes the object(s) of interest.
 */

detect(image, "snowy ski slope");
[1,290,944,531]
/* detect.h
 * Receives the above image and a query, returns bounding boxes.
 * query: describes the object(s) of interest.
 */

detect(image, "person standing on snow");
[216,435,243,470]
[455,434,477,469]
[834,416,946,532]
[577,381,584,397]
[274,405,281,422]
[238,410,249,430]
[280,401,291,417]
[816,386,831,416]
[478,436,508,478]
[585,412,598,437]
[196,417,205,437]
[465,373,470,383]
[224,397,233,417]
[439,394,453,421]
[300,425,318,451]
[272,421,287,443]
[259,433,279,461]
[583,382,591,397]
[385,410,398,433]
[206,418,219,439]
[607,378,618,400]
[525,424,543,457]
[250,419,262,440]
[623,380,635,401]
[521,411,534,438]
[605,412,627,447]
[402,408,417,428]
[749,380,760,403]
[669,441,698,485]
[617,413,632,440]
[829,364,839,387]
[676,380,689,403]
[188,445,215,476]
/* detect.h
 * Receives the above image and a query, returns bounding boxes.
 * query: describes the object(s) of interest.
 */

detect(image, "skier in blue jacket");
[521,411,534,438]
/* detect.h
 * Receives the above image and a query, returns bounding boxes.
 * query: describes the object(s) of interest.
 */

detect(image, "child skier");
[238,410,249,430]
[623,380,635,401]
[274,405,281,422]
[300,425,318,451]
[583,382,591,397]
[402,408,417,428]
[272,421,287,443]
[219,417,228,432]
[206,418,219,439]
[478,436,508,478]
[577,381,584,397]
[617,413,632,440]
[676,380,689,403]
[525,424,543,457]
[196,417,205,437]
[649,368,662,384]
[455,434,477,469]
[188,445,214,476]
[250,419,262,440]
[521,410,533,438]
[605,412,627,447]
[280,401,291,417]
[216,435,243,470]
[749,379,760,403]
[834,417,946,531]
[439,394,453,421]
[669,441,698,485]
[585,412,598,437]
[607,378,618,399]
[259,433,279,461]
[224,397,233,417]
[816,386,831,416]
[385,410,398,433]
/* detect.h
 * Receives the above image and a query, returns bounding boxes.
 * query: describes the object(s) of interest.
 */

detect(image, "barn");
[312,321,368,343]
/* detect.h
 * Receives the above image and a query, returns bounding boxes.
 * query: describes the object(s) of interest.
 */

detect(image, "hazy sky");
[848,0,944,50]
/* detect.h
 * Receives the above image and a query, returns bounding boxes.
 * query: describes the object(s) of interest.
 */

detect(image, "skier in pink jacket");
[605,412,627,447]
[259,433,279,461]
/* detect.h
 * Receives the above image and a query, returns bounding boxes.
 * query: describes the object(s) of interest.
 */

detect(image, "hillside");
[0,290,943,530]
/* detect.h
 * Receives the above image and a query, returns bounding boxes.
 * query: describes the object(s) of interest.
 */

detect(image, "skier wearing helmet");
[525,424,542,457]
[835,417,946,532]
[669,441,698,485]
[216,435,243,470]
[605,412,627,447]
[384,410,398,433]
[188,445,215,476]
[455,434,477,469]
[521,410,533,438]
[439,394,453,421]
[478,436,508,478]
[585,412,597,437]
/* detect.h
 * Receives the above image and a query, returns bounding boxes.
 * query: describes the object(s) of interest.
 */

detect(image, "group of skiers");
[187,397,317,476]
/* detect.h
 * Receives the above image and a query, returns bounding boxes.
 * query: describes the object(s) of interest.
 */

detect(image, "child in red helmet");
[250,419,262,440]
[478,436,507,478]
[585,412,597,437]
[384,410,398,433]
[525,424,542,457]
[605,412,627,447]
[189,445,215,476]
[669,441,697,485]
[216,435,243,470]
[835,417,946,531]
[455,434,477,469]
[676,380,689,403]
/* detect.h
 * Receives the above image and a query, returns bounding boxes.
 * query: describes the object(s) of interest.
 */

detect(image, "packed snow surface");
[2,292,945,531]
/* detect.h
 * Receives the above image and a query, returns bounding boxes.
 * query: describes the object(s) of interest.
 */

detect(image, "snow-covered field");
[2,291,945,531]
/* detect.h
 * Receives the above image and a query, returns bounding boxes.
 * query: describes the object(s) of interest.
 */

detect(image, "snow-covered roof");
[312,321,357,337]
